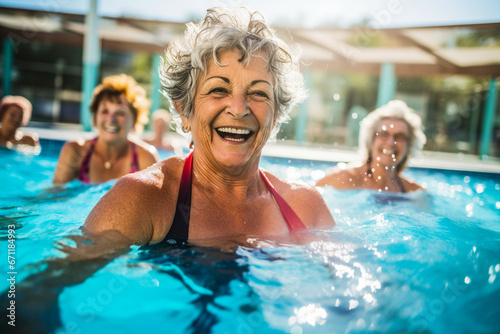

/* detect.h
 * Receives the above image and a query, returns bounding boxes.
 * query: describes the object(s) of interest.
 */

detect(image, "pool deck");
[27,124,500,174]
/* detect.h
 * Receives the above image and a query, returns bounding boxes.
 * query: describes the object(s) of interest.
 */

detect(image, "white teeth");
[217,127,250,135]
[104,125,118,132]
[382,149,394,154]
[225,137,245,142]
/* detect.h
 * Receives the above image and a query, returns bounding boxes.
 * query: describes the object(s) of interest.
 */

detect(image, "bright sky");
[1,0,500,28]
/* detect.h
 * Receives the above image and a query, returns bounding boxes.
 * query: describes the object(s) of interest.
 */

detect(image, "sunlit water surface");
[1,146,499,333]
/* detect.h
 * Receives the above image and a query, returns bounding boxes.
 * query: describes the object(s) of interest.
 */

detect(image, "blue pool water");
[1,142,500,333]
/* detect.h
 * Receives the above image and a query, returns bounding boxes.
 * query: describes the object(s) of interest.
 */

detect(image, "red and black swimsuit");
[161,152,306,243]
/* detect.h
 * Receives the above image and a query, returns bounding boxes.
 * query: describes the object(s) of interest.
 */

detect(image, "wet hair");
[358,100,427,172]
[160,6,306,138]
[0,95,32,126]
[90,74,150,133]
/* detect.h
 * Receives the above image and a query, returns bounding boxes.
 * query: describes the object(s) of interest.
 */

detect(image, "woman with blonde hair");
[53,74,159,184]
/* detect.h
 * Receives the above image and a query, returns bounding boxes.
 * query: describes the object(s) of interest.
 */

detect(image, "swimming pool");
[1,141,499,333]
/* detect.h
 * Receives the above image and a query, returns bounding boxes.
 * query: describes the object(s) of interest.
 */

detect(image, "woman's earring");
[182,126,190,133]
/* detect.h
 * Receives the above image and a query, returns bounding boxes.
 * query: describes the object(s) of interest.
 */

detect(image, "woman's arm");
[53,141,84,184]
[83,175,156,245]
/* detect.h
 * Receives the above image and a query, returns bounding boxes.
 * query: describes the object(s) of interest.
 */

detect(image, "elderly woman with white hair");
[83,7,335,248]
[316,100,426,193]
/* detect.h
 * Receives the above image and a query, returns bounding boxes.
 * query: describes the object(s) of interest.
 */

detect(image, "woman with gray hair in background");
[83,7,334,248]
[316,100,426,193]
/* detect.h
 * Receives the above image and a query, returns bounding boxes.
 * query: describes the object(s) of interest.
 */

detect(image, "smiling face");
[1,105,24,132]
[180,50,276,169]
[370,118,410,170]
[95,95,135,143]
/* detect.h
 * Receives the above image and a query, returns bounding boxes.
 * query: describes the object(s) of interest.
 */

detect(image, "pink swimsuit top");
[160,152,306,242]
[77,137,139,184]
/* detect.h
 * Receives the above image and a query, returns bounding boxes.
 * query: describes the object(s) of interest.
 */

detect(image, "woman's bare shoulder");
[60,138,91,155]
[17,131,39,147]
[401,176,425,192]
[315,163,365,189]
[84,155,186,244]
[262,171,335,228]
[129,154,185,189]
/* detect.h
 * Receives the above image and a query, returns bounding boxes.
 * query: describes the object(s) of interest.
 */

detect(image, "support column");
[145,53,163,131]
[295,70,311,144]
[80,0,101,131]
[2,38,13,96]
[479,77,498,159]
[150,54,162,110]
[376,62,396,107]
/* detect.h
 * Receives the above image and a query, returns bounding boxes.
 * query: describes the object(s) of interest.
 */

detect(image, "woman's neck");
[93,137,130,167]
[365,161,403,192]
[191,151,265,201]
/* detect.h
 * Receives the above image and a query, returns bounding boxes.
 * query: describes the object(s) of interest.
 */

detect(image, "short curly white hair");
[160,6,306,139]
[358,100,426,172]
